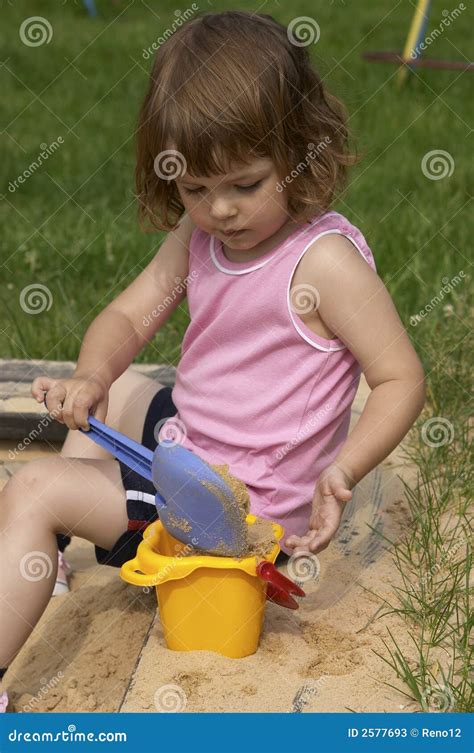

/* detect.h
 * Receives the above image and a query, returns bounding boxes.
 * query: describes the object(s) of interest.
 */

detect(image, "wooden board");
[0,359,176,442]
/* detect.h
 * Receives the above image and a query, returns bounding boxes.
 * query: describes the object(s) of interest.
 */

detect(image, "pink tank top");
[165,210,377,553]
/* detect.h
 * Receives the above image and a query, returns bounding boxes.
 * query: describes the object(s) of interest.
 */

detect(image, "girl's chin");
[221,232,253,246]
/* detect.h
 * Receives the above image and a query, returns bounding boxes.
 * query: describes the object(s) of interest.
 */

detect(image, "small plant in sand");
[365,293,473,713]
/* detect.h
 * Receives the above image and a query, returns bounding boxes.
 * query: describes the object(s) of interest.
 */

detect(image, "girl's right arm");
[31,213,195,430]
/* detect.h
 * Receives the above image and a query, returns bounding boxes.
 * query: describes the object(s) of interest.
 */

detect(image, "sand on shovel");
[197,463,278,559]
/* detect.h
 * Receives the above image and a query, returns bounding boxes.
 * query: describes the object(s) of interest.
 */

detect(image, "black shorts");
[94,386,177,568]
[94,385,290,569]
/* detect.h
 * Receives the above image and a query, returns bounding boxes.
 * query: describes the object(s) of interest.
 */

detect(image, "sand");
[241,516,279,559]
[6,453,420,713]
[209,463,279,558]
[118,461,422,713]
[210,463,250,519]
[153,461,272,558]
[6,549,157,713]
[197,462,250,556]
[4,377,427,713]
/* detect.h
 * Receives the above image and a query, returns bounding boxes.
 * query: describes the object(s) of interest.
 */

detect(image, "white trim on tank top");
[287,229,368,353]
[207,217,368,353]
[209,212,337,275]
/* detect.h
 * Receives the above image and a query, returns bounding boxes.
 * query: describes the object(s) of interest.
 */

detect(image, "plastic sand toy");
[79,415,248,556]
[42,393,246,555]
[120,515,305,658]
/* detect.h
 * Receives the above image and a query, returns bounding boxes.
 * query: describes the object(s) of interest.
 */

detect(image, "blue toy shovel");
[43,396,248,556]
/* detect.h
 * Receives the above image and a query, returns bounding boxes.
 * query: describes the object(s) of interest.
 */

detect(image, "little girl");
[0,11,425,711]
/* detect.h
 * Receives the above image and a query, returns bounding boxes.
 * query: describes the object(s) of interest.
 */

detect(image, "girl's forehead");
[181,156,274,182]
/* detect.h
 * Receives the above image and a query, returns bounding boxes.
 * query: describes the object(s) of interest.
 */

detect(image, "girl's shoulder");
[308,210,377,273]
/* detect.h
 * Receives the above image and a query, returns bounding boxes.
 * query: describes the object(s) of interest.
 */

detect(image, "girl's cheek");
[182,200,202,220]
[255,194,280,219]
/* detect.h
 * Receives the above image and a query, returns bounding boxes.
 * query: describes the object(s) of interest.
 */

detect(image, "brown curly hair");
[135,10,357,232]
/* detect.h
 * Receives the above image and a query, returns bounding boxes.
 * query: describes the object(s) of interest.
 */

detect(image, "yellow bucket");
[120,514,284,658]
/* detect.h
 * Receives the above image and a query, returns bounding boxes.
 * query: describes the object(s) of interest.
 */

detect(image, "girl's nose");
[208,197,237,220]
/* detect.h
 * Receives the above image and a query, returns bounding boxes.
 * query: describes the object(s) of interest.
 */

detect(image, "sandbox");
[4,379,422,713]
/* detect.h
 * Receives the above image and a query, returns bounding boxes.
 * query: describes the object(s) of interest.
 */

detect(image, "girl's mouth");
[221,229,246,237]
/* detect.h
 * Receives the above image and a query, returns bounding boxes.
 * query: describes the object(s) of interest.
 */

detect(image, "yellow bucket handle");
[120,555,203,586]
[120,557,168,587]
[120,518,286,587]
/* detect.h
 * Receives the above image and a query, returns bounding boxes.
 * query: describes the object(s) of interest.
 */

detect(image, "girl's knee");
[0,458,67,528]
[2,456,126,546]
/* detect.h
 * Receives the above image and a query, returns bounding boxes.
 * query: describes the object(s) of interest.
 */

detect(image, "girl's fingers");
[287,525,323,550]
[306,528,331,553]
[328,478,352,502]
[31,376,54,401]
[309,510,340,547]
[43,385,67,422]
[60,395,82,431]
[320,479,332,496]
[61,386,96,430]
[334,486,352,502]
[77,401,92,430]
[91,399,108,424]
[293,545,314,556]
[287,530,328,555]
[285,533,311,549]
[71,398,92,431]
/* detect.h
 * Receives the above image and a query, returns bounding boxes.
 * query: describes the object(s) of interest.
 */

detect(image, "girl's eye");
[236,180,261,192]
[182,180,262,196]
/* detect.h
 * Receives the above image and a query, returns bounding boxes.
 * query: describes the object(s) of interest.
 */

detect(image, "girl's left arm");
[318,237,426,484]
[285,233,426,553]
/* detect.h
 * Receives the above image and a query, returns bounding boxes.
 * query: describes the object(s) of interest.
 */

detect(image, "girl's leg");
[1,455,129,669]
[0,370,166,703]
[55,369,164,556]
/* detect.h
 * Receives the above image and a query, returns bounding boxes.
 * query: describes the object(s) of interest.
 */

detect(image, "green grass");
[1,0,472,365]
[364,293,473,712]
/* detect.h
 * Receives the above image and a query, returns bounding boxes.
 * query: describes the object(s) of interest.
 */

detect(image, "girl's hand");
[31,374,110,431]
[284,464,354,555]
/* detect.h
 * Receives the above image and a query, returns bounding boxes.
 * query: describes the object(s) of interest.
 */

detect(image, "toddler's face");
[174,157,291,250]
